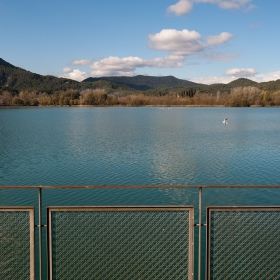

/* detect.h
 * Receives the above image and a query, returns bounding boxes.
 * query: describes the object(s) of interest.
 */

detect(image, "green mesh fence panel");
[0,208,34,280]
[207,207,280,280]
[48,207,193,279]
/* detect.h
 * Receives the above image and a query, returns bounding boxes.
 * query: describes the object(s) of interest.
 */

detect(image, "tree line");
[1,86,280,107]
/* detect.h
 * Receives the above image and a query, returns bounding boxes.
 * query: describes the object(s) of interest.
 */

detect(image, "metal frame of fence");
[1,185,280,280]
[206,206,280,279]
[0,206,35,280]
[47,206,194,279]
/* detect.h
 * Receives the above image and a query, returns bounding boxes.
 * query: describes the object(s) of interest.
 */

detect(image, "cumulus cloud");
[191,66,258,85]
[190,75,235,85]
[62,27,237,79]
[148,29,204,55]
[63,67,72,73]
[207,32,233,45]
[167,0,254,15]
[167,0,193,16]
[62,28,236,78]
[191,69,280,85]
[255,71,280,82]
[224,68,257,77]
[71,59,90,66]
[89,55,184,76]
[148,29,235,59]
[62,69,88,81]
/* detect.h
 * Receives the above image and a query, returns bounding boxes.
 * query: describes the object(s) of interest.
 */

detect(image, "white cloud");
[190,68,280,85]
[207,32,233,45]
[168,0,255,15]
[190,75,235,84]
[255,71,280,82]
[219,1,240,9]
[71,59,90,66]
[191,66,257,85]
[191,70,280,85]
[89,55,184,76]
[148,29,204,55]
[62,28,236,78]
[63,67,72,73]
[148,29,235,59]
[62,69,88,81]
[167,0,193,16]
[195,0,252,9]
[224,68,257,77]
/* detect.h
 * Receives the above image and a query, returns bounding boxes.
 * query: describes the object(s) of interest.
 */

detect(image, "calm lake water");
[1,106,280,208]
[1,106,280,278]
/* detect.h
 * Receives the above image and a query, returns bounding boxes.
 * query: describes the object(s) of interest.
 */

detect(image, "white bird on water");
[223,118,228,125]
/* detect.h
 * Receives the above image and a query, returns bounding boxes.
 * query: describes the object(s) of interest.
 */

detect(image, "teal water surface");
[1,107,280,185]
[1,106,280,206]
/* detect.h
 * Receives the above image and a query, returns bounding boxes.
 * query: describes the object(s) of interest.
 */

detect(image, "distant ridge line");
[1,58,280,94]
[0,58,16,68]
[82,75,199,90]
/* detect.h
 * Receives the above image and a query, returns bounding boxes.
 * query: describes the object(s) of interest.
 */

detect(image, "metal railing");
[0,185,280,280]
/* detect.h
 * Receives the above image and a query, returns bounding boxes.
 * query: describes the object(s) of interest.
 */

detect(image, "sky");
[0,0,279,84]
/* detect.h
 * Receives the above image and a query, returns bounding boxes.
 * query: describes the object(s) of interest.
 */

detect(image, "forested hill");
[195,78,259,94]
[0,58,16,68]
[82,75,198,90]
[0,58,79,93]
[227,78,258,87]
[0,58,134,94]
[1,58,280,96]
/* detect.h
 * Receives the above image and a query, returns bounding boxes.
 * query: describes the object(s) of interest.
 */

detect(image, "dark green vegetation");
[1,58,280,106]
[0,58,134,95]
[83,75,198,90]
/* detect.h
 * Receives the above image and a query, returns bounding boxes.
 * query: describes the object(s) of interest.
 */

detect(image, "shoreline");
[0,104,276,108]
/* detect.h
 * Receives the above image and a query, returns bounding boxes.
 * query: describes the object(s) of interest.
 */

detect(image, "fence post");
[198,187,202,280]
[38,187,42,280]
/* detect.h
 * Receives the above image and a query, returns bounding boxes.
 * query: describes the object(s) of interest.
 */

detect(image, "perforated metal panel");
[48,206,194,279]
[0,207,35,280]
[207,207,280,279]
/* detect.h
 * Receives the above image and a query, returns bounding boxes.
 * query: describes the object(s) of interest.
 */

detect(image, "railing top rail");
[1,185,280,189]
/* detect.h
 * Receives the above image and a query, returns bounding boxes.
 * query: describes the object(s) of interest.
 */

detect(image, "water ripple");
[1,107,280,206]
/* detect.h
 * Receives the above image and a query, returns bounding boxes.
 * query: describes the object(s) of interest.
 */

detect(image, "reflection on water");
[1,106,280,199]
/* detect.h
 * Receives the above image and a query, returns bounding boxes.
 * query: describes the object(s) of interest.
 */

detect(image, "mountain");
[1,58,280,96]
[0,58,80,93]
[0,58,199,94]
[185,78,260,95]
[258,79,280,91]
[82,75,198,90]
[0,58,16,68]
[227,78,258,88]
[0,58,134,94]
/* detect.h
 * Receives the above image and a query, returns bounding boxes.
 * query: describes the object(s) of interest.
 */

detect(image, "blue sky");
[0,0,279,84]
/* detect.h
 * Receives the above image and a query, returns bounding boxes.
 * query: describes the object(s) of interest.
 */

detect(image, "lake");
[1,106,280,279]
[1,106,280,214]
